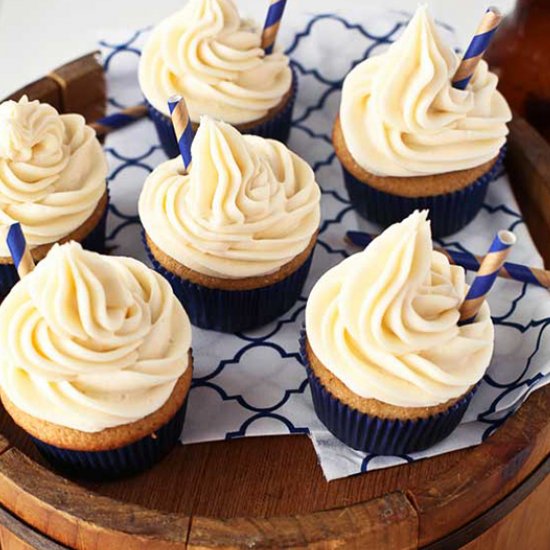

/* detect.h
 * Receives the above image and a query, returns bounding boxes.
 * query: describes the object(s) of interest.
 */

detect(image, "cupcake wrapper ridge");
[148,65,298,158]
[32,398,188,480]
[0,191,109,299]
[143,232,313,333]
[341,146,506,238]
[299,329,478,455]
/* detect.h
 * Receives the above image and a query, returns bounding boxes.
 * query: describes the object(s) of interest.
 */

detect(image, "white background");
[0,0,516,99]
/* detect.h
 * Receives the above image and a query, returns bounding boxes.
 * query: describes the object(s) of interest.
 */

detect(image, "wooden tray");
[0,54,549,550]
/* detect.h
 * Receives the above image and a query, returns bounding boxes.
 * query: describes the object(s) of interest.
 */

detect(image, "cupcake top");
[305,211,494,408]
[139,116,320,279]
[339,5,512,177]
[0,96,107,257]
[138,0,292,123]
[0,242,191,432]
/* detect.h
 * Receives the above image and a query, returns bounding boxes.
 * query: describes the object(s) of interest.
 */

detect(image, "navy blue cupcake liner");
[0,191,109,299]
[31,398,188,480]
[147,64,298,158]
[299,330,478,455]
[340,146,506,238]
[143,232,314,333]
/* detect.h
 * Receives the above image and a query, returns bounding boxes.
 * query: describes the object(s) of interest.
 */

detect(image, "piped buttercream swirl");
[139,116,320,278]
[0,96,107,256]
[138,0,292,122]
[0,242,191,432]
[305,211,494,408]
[339,5,511,177]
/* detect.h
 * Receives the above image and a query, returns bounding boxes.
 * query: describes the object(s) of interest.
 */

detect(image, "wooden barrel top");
[0,54,549,550]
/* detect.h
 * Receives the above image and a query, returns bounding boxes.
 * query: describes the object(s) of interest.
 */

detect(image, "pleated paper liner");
[31,398,189,480]
[299,329,479,455]
[147,64,298,159]
[143,232,314,333]
[0,191,110,299]
[341,146,506,238]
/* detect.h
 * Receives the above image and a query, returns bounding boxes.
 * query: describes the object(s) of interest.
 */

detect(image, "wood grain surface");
[0,56,548,550]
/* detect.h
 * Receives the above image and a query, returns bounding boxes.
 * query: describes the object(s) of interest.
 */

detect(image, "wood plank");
[411,385,550,547]
[0,505,67,550]
[4,52,105,122]
[506,117,550,264]
[0,449,189,550]
[188,492,418,549]
[461,473,550,550]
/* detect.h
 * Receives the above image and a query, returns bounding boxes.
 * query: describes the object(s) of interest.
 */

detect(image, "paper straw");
[167,95,193,170]
[346,230,549,290]
[261,0,287,55]
[452,7,502,90]
[90,104,148,137]
[6,223,35,278]
[459,230,516,324]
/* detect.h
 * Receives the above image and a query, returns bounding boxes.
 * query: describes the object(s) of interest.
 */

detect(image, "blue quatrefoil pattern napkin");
[99,7,550,480]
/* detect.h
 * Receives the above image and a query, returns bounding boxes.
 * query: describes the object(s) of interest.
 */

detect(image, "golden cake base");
[332,116,499,197]
[0,354,193,452]
[305,338,472,421]
[145,232,318,291]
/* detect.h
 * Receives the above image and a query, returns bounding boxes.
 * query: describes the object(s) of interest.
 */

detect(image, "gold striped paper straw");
[460,230,516,324]
[261,0,287,55]
[6,223,35,278]
[345,230,550,290]
[90,104,148,137]
[167,95,193,170]
[453,7,502,90]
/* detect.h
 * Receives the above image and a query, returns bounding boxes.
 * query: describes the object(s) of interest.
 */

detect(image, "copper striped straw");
[453,7,502,90]
[167,95,193,170]
[261,0,287,55]
[6,223,35,278]
[346,230,550,290]
[90,104,148,137]
[459,230,516,324]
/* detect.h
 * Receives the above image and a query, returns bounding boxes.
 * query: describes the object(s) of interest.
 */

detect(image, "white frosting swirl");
[0,242,192,432]
[305,211,494,408]
[0,96,107,256]
[339,5,512,177]
[139,117,320,278]
[138,0,292,122]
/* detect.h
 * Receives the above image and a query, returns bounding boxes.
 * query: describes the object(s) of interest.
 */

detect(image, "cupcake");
[0,242,193,478]
[0,96,108,297]
[333,5,511,237]
[139,116,320,333]
[139,0,296,158]
[303,211,494,454]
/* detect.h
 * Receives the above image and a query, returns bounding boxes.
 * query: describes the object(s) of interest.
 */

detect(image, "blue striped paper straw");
[90,104,148,137]
[167,95,193,170]
[460,230,516,324]
[7,223,35,278]
[346,230,548,289]
[452,7,502,90]
[261,0,287,55]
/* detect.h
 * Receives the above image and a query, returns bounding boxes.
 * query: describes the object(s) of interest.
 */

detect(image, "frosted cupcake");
[303,211,494,454]
[0,96,108,297]
[0,242,192,478]
[333,5,511,237]
[140,116,320,332]
[139,0,295,158]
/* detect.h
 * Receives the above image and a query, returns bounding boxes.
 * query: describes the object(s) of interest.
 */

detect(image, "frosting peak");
[0,96,107,255]
[306,211,494,407]
[138,0,292,122]
[339,5,512,177]
[139,117,320,278]
[0,242,192,432]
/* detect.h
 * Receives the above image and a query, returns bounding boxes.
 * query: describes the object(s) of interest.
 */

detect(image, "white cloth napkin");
[99,7,550,481]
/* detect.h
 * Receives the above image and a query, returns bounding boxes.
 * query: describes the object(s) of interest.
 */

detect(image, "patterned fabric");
[99,9,550,480]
